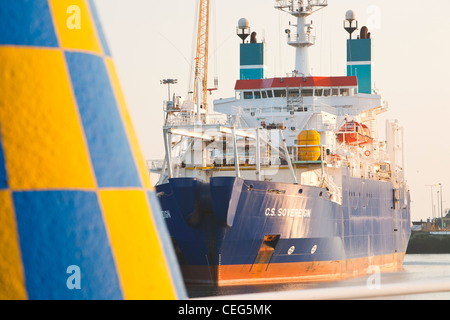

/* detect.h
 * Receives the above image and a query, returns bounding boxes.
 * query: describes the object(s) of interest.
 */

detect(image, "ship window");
[288,89,299,97]
[243,91,253,100]
[274,89,286,98]
[340,88,350,96]
[301,89,314,97]
[266,90,273,98]
[262,91,267,99]
[254,91,261,99]
[315,88,323,96]
[332,88,339,96]
[323,89,331,97]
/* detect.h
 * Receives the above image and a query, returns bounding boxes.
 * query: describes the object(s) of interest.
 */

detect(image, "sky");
[94,0,450,222]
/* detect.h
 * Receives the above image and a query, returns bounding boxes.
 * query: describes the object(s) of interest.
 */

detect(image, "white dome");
[238,18,249,29]
[345,10,356,22]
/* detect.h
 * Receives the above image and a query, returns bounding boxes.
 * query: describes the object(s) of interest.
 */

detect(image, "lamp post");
[426,184,436,220]
[160,79,178,103]
[439,183,443,230]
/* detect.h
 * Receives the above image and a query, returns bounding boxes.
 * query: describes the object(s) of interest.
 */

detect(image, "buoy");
[0,0,186,300]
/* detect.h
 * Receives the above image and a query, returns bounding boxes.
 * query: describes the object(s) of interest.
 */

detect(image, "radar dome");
[345,10,356,22]
[238,18,249,29]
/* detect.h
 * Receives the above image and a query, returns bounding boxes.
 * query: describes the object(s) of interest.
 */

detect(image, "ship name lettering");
[265,207,311,218]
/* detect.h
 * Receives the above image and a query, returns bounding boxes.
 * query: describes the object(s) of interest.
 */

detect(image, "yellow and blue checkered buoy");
[0,0,186,300]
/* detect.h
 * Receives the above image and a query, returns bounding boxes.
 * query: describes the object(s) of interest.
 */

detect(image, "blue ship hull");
[156,169,411,285]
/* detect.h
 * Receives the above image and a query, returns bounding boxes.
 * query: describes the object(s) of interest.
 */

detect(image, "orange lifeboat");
[360,124,374,145]
[338,121,373,146]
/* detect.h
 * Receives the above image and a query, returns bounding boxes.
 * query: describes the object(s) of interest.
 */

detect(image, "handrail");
[287,32,316,45]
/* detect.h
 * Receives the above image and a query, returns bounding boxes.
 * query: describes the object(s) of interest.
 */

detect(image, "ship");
[150,0,411,286]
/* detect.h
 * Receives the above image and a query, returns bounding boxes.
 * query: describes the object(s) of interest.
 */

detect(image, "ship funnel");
[346,10,373,95]
[238,19,267,80]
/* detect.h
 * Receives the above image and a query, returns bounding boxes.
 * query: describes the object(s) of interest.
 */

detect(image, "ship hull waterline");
[156,172,411,286]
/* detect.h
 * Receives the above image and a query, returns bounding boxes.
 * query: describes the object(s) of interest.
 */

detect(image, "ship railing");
[234,102,355,117]
[208,156,275,168]
[166,113,231,127]
[287,32,316,46]
[147,159,165,172]
[274,0,299,12]
[163,128,299,183]
[292,145,325,164]
[275,0,328,13]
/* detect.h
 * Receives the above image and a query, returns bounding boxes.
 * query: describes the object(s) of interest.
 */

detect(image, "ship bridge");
[214,75,382,117]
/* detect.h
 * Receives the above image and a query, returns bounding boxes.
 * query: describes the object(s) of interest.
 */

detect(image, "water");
[187,254,450,300]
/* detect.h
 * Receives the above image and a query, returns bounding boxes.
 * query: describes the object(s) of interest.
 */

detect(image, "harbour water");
[187,254,450,299]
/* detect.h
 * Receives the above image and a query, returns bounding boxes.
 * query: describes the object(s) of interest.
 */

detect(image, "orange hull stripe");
[181,253,405,286]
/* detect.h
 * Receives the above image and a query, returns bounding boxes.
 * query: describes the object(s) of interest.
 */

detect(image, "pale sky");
[95,0,450,222]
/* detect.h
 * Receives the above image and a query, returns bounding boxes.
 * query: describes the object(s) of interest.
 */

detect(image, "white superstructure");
[150,2,407,209]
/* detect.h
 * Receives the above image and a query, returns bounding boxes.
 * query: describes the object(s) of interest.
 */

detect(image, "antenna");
[160,79,178,102]
[237,18,251,43]
[275,0,328,76]
[193,0,210,114]
[344,10,358,39]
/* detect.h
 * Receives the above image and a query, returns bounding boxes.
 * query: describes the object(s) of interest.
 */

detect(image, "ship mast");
[275,0,327,76]
[193,0,210,117]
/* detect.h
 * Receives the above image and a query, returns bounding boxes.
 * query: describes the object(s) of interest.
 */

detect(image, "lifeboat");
[360,123,374,145]
[338,121,373,146]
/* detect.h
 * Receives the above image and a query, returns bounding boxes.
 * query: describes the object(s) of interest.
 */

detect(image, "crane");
[193,0,210,114]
